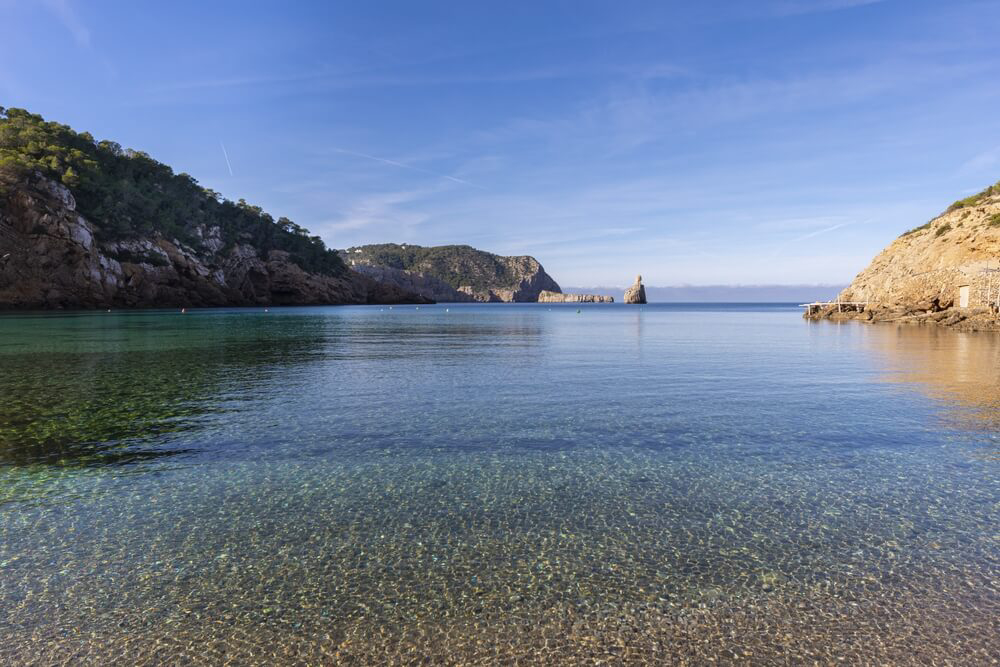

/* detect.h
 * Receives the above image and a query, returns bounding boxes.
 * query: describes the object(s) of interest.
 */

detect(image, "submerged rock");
[624,275,647,304]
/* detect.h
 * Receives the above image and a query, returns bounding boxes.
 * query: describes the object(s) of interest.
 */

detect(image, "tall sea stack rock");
[624,274,647,304]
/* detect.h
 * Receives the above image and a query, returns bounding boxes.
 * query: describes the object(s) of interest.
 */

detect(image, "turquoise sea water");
[1,303,998,664]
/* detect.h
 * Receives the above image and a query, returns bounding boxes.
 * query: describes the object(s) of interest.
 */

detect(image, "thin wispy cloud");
[40,0,89,47]
[332,147,485,189]
[148,71,328,94]
[956,145,1000,177]
[771,0,888,17]
[318,187,439,235]
[148,63,682,96]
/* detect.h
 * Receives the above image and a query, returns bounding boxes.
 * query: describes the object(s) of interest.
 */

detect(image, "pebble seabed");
[0,307,998,664]
[2,444,998,665]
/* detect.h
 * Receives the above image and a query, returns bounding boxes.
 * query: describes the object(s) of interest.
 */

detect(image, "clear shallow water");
[0,303,997,664]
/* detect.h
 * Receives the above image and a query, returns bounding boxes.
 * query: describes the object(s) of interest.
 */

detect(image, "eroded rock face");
[537,290,614,303]
[624,275,647,304]
[0,174,430,309]
[350,264,477,303]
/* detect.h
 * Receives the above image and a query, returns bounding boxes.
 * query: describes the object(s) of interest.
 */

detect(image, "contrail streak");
[767,219,868,259]
[332,147,484,189]
[788,221,853,244]
[221,142,234,176]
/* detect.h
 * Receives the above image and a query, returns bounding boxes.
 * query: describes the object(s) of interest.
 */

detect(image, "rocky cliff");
[348,263,478,303]
[807,180,1000,331]
[339,243,562,302]
[0,174,429,309]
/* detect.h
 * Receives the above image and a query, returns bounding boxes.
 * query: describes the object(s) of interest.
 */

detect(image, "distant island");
[806,179,1000,331]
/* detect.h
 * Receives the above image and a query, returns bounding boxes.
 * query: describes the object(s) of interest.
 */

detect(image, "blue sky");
[2,0,999,286]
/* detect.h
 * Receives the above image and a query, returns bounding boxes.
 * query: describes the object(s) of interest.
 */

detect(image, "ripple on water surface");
[0,305,998,664]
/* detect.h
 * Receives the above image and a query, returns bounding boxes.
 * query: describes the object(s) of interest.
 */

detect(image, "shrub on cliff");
[900,221,931,237]
[946,180,1000,213]
[0,107,345,276]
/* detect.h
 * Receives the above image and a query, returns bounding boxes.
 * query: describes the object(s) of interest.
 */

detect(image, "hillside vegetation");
[902,179,1000,237]
[344,243,535,292]
[0,107,344,276]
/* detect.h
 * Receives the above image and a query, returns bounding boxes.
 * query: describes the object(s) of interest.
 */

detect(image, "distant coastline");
[563,284,846,303]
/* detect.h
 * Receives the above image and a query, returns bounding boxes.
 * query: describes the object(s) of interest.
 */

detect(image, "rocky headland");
[806,180,1000,331]
[0,174,428,309]
[340,243,562,302]
[537,290,614,303]
[0,108,429,309]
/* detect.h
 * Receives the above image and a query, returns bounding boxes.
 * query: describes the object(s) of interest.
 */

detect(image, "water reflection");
[0,309,546,468]
[861,323,1000,431]
[0,311,329,467]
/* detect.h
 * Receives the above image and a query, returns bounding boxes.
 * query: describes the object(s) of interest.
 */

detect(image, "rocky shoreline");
[537,290,613,303]
[805,301,1000,332]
